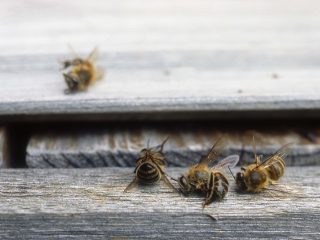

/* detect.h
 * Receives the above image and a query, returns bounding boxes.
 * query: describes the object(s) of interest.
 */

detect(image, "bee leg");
[203,172,215,208]
[124,177,138,192]
[202,198,212,209]
[162,174,179,194]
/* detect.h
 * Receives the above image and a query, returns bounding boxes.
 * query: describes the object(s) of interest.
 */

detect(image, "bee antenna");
[252,136,258,166]
[87,46,99,62]
[170,177,178,182]
[67,44,79,58]
[159,136,169,152]
[228,166,236,181]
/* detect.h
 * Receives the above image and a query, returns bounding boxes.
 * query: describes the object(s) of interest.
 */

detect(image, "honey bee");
[177,139,239,207]
[124,138,176,192]
[234,137,291,193]
[61,47,103,94]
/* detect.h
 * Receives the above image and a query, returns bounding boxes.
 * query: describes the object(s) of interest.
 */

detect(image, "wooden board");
[1,0,320,120]
[26,126,320,168]
[0,167,318,239]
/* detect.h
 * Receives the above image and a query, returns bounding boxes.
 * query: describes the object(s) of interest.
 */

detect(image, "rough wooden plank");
[0,0,320,120]
[26,126,320,168]
[0,167,319,239]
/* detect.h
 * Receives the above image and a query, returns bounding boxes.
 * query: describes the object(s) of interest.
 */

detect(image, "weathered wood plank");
[0,0,320,120]
[0,167,319,239]
[26,126,320,168]
[1,0,320,54]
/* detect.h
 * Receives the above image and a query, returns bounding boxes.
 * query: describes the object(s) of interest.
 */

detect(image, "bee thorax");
[249,170,267,186]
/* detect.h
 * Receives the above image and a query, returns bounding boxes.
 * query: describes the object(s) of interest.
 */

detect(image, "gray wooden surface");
[1,0,320,120]
[26,127,320,168]
[0,167,318,239]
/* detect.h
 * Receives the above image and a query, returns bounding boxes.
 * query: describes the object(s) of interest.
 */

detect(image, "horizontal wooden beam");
[0,167,318,239]
[1,0,320,120]
[26,126,320,168]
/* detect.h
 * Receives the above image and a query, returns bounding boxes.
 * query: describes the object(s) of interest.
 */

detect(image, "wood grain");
[0,0,320,120]
[0,167,318,239]
[26,126,320,168]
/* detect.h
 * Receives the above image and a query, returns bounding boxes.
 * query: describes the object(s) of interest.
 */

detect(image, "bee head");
[178,175,193,194]
[138,148,156,161]
[62,58,83,69]
[63,73,79,93]
[138,148,148,160]
[62,60,72,69]
[139,148,150,155]
[236,172,247,192]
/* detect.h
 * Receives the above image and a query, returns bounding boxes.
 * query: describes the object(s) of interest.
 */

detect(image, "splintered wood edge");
[26,129,320,168]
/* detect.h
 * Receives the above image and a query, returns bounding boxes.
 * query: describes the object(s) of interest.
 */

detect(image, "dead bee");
[177,139,239,207]
[61,47,103,94]
[124,138,176,192]
[233,137,291,193]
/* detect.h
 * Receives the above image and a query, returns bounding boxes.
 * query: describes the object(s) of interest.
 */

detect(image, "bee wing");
[162,174,180,194]
[211,155,240,169]
[264,183,304,199]
[151,137,169,152]
[124,177,138,192]
[87,47,99,62]
[67,44,80,58]
[199,137,225,166]
[259,143,293,167]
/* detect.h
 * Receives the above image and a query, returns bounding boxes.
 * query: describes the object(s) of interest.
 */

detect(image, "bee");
[124,138,176,192]
[234,137,291,193]
[61,47,103,94]
[177,139,239,207]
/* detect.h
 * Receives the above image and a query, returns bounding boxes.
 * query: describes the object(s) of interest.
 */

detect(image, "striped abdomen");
[136,162,161,185]
[265,156,285,182]
[204,171,229,206]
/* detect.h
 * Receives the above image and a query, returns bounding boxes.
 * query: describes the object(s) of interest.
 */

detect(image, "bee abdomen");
[205,172,229,205]
[136,162,161,184]
[213,172,229,200]
[266,157,285,181]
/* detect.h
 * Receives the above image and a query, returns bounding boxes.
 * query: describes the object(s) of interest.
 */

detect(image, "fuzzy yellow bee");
[61,47,103,94]
[234,137,290,193]
[124,138,176,192]
[177,138,239,207]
